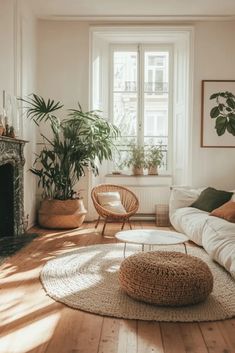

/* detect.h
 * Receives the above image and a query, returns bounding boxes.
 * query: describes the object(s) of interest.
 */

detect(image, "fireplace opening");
[0,163,14,237]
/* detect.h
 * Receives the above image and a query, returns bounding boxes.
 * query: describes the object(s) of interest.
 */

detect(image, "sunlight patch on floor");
[0,267,40,283]
[0,312,60,353]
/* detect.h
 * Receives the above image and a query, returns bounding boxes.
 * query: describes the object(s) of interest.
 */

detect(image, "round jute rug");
[40,243,235,322]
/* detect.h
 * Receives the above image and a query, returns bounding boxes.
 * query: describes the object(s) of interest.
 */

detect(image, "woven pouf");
[119,251,213,307]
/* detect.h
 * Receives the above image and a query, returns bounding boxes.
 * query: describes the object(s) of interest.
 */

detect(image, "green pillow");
[190,187,233,212]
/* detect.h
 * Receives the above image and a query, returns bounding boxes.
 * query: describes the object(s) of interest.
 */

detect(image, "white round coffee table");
[115,229,188,257]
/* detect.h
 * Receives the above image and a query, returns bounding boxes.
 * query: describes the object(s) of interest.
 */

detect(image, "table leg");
[142,244,144,252]
[183,242,187,254]
[124,242,127,258]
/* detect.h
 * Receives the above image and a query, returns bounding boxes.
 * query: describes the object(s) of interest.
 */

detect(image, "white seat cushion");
[170,207,210,246]
[169,186,235,278]
[97,192,126,214]
[203,217,235,279]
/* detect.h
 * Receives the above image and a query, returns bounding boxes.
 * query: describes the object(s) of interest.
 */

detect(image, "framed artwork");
[201,80,235,148]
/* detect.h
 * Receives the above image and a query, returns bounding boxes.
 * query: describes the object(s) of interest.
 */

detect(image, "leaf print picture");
[201,80,235,147]
[210,91,235,136]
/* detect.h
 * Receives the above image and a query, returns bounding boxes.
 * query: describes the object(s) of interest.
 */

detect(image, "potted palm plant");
[125,145,145,175]
[20,94,119,229]
[146,145,164,175]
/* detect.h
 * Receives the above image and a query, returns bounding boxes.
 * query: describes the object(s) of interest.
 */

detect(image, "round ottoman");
[119,251,213,306]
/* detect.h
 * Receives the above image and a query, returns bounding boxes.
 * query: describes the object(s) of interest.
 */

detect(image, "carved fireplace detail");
[0,136,27,237]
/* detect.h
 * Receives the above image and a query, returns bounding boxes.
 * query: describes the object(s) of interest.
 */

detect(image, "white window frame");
[109,43,173,174]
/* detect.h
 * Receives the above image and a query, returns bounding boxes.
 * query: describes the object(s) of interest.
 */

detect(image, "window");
[91,26,193,186]
[110,45,172,172]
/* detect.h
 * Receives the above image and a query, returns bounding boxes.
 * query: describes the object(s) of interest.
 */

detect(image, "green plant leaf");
[215,116,227,136]
[210,93,220,100]
[218,103,225,111]
[226,91,235,99]
[227,115,235,135]
[226,98,235,109]
[18,94,63,124]
[210,106,220,119]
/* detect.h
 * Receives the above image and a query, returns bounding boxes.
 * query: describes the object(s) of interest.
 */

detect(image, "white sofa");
[169,187,235,279]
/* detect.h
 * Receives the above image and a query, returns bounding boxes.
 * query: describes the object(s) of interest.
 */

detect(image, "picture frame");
[201,80,235,148]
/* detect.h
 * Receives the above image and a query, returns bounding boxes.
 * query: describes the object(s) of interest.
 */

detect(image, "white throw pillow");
[97,192,126,214]
[169,187,203,217]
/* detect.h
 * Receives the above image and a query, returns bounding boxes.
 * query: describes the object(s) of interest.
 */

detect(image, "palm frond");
[18,94,63,124]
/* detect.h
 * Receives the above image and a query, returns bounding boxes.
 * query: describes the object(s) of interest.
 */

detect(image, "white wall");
[0,1,15,105]
[0,0,37,228]
[20,0,38,228]
[37,20,235,217]
[192,21,235,190]
[37,21,90,208]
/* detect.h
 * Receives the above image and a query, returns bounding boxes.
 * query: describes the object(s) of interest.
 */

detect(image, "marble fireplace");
[0,136,27,237]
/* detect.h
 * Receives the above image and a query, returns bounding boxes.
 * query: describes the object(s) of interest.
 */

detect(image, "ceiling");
[27,0,235,20]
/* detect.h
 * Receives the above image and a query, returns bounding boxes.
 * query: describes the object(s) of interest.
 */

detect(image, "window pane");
[113,52,137,92]
[113,92,137,136]
[112,51,138,170]
[144,51,169,171]
[144,51,168,94]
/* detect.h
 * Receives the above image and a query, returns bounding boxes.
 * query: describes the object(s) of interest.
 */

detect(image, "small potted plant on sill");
[146,145,164,175]
[20,94,119,229]
[125,144,145,175]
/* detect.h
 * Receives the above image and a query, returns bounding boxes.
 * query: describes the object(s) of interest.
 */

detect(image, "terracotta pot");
[38,198,87,229]
[132,166,144,175]
[148,166,158,175]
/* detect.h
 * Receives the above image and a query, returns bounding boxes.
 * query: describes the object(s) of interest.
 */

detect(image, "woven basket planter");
[38,199,87,229]
[148,166,158,175]
[132,167,144,175]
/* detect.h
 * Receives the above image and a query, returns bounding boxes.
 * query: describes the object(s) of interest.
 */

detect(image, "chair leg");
[95,216,100,228]
[121,220,126,230]
[102,218,108,236]
[128,219,132,229]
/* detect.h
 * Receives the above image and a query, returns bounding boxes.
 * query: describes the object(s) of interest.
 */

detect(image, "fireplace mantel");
[0,136,28,163]
[0,136,28,237]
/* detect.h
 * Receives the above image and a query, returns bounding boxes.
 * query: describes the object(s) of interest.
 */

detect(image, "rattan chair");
[91,184,139,235]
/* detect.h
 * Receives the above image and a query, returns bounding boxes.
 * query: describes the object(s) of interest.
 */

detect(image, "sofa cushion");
[191,187,233,212]
[210,201,235,223]
[202,217,235,279]
[170,207,210,246]
[169,187,203,217]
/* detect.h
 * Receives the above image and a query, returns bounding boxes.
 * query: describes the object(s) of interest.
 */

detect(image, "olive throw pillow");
[210,201,235,222]
[190,187,233,213]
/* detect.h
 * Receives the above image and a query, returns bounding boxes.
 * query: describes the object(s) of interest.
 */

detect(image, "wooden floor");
[0,221,235,353]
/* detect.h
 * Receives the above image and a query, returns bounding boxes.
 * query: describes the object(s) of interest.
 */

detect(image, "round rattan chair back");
[91,184,139,235]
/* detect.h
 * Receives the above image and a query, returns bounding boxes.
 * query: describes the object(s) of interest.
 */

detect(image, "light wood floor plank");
[179,323,209,353]
[137,321,164,353]
[117,319,137,353]
[199,322,232,353]
[160,323,186,353]
[98,318,121,353]
[217,319,235,352]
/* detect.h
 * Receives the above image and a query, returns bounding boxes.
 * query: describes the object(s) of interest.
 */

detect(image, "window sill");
[105,174,172,186]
